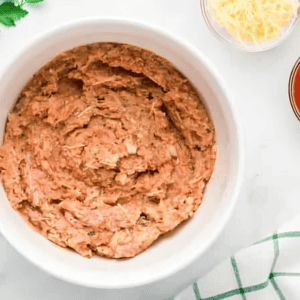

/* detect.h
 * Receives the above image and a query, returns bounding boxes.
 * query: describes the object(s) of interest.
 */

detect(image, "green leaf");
[25,0,44,3]
[0,2,28,27]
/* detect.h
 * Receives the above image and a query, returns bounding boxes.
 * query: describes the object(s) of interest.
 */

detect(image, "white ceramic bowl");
[0,18,244,288]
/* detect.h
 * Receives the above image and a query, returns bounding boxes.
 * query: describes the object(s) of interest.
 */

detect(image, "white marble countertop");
[1,0,300,299]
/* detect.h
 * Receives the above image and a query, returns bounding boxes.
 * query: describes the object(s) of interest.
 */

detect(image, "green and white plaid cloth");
[168,216,300,300]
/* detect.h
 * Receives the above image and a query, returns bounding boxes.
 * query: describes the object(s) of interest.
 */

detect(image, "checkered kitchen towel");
[168,216,300,300]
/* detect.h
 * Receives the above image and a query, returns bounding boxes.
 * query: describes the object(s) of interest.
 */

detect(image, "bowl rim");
[289,57,300,121]
[0,16,245,288]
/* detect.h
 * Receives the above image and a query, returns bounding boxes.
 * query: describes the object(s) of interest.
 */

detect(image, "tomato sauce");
[293,64,300,113]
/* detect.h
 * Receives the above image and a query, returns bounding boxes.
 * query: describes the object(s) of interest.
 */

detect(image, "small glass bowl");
[200,0,300,52]
[289,57,300,121]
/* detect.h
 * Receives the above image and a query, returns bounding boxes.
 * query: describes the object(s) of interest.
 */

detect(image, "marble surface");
[1,0,300,299]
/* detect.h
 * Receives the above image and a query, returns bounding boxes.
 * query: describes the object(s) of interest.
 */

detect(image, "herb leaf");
[24,0,44,4]
[0,2,28,27]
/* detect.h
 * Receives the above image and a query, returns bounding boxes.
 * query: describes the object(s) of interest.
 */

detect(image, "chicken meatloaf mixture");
[0,43,216,258]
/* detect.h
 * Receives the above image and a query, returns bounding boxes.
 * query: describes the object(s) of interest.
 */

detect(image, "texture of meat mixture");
[0,43,216,258]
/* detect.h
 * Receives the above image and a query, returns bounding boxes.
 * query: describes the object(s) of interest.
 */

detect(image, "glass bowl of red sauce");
[289,57,300,120]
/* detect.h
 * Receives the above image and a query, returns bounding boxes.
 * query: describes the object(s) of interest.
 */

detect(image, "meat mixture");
[0,43,216,258]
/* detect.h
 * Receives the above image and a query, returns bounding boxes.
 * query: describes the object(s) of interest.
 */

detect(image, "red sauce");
[293,65,300,113]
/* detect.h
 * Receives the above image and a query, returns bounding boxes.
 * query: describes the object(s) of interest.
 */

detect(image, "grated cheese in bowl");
[201,0,300,51]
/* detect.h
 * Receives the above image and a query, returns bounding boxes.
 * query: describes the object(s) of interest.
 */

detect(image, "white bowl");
[0,18,244,288]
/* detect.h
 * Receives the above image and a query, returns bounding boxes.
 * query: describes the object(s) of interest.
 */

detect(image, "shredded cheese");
[207,0,300,44]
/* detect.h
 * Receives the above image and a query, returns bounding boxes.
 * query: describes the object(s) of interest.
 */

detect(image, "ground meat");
[0,43,216,258]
